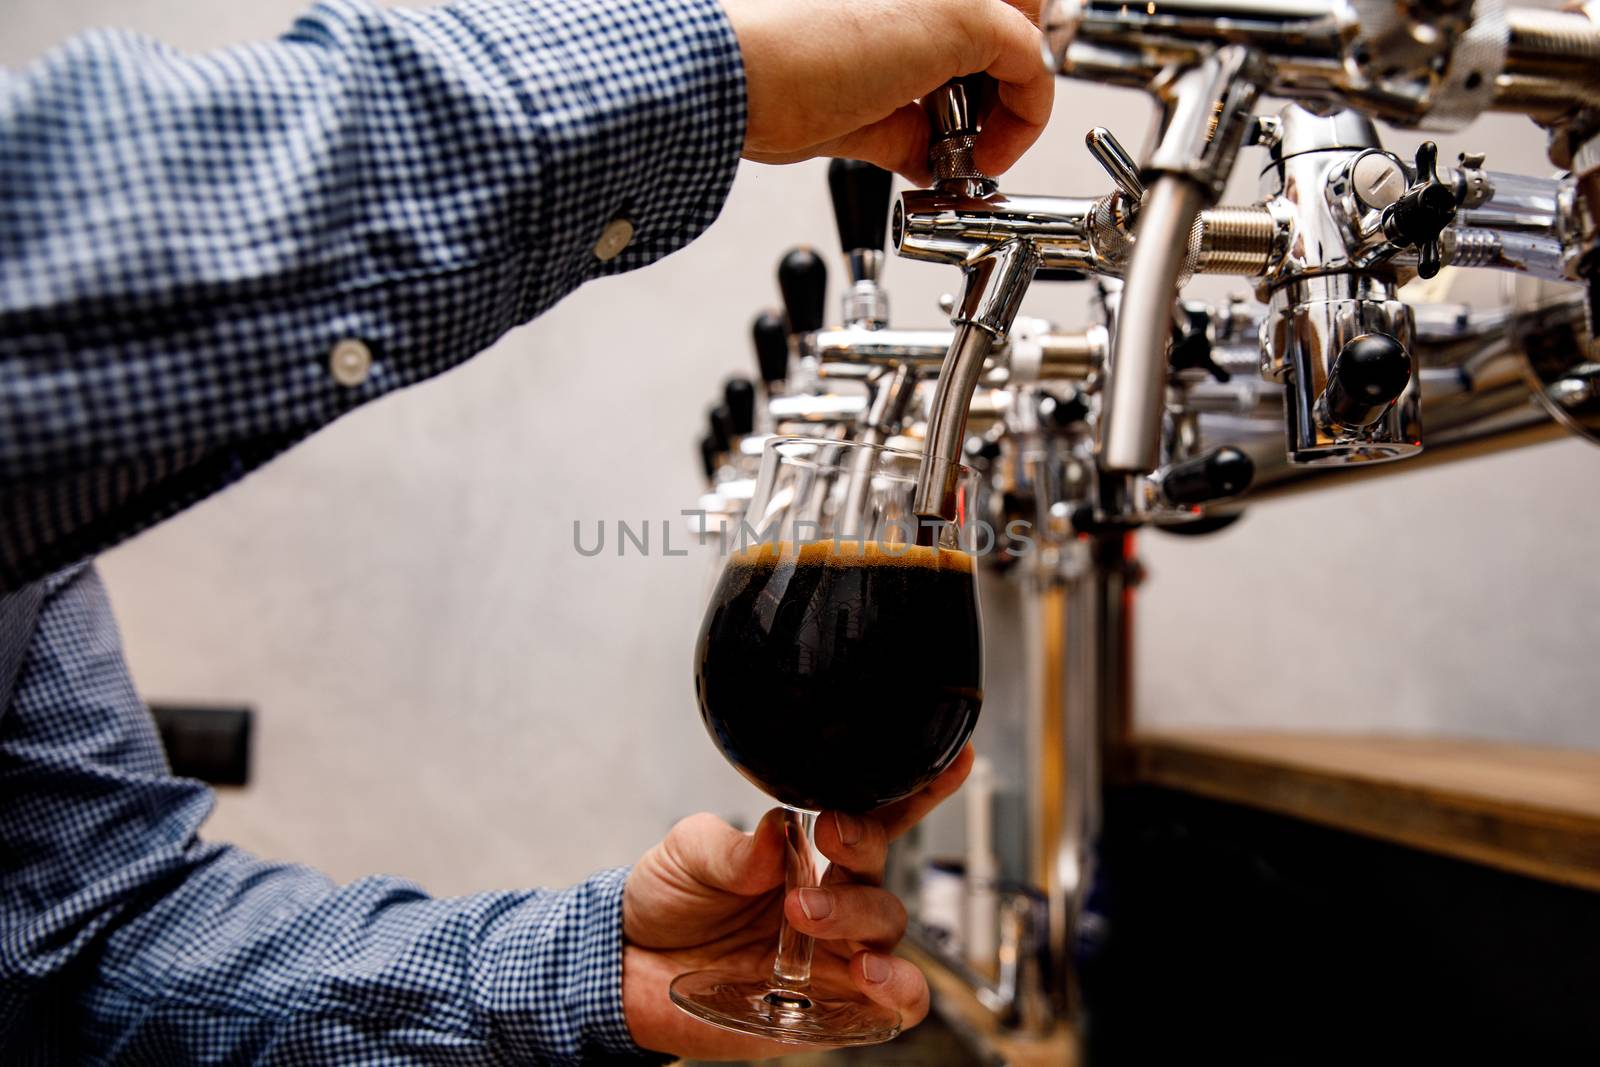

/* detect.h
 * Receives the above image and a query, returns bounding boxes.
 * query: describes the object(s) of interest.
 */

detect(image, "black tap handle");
[723,376,756,435]
[1382,141,1459,280]
[699,434,719,481]
[778,247,827,334]
[1159,447,1255,507]
[1169,306,1230,383]
[708,405,734,453]
[1323,333,1412,428]
[828,159,894,255]
[751,310,789,386]
[1040,388,1090,428]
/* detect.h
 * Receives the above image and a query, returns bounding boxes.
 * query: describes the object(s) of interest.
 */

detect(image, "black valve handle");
[1322,333,1412,428]
[723,376,756,436]
[778,247,827,334]
[1040,388,1090,428]
[828,159,894,256]
[699,434,719,481]
[708,405,734,453]
[1382,141,1459,280]
[751,310,789,387]
[1169,306,1230,383]
[1159,447,1255,507]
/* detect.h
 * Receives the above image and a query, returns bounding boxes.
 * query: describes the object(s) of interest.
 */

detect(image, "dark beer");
[695,540,983,812]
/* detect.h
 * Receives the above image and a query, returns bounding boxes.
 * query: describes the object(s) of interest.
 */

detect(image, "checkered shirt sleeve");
[0,562,676,1063]
[0,0,747,592]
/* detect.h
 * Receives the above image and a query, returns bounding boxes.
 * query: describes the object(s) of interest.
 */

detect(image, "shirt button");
[593,216,635,262]
[329,338,373,387]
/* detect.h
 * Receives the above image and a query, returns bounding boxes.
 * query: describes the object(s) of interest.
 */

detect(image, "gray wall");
[8,0,1597,897]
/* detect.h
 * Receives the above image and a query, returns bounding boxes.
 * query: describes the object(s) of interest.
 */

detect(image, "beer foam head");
[732,539,974,573]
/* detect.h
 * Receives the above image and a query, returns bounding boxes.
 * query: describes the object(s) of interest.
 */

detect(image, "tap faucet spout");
[914,239,1041,520]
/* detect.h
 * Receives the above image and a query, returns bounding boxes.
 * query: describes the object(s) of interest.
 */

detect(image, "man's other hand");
[620,744,976,1060]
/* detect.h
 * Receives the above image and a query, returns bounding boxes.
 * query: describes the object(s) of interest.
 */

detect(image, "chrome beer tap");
[1045,0,1600,457]
[1099,46,1266,477]
[902,77,1121,521]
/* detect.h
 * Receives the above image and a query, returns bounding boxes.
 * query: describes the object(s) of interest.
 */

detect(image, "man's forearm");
[0,563,666,1062]
[0,0,745,591]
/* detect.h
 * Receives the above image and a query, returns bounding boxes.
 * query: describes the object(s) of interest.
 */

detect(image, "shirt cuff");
[575,866,677,1063]
[461,0,747,298]
[490,865,674,1064]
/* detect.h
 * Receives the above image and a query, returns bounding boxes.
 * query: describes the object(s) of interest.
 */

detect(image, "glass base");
[669,968,901,1047]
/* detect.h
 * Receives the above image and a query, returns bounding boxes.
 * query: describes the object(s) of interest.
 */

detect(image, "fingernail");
[797,888,833,921]
[834,811,864,846]
[862,953,891,984]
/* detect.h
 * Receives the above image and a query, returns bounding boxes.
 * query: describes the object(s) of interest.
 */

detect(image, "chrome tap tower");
[692,0,1600,1049]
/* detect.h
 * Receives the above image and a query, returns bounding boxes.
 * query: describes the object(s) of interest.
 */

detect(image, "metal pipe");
[812,326,1104,379]
[915,241,1042,519]
[916,322,1000,519]
[1451,172,1572,281]
[1100,178,1207,472]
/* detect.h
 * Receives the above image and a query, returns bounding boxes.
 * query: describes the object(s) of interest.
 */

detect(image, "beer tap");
[909,77,1043,522]
[751,310,790,400]
[769,248,867,428]
[724,377,756,438]
[778,246,827,362]
[829,159,894,330]
[826,159,918,443]
[1096,45,1264,476]
[1045,0,1600,458]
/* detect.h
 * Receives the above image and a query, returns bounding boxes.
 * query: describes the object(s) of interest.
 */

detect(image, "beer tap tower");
[692,0,1600,1056]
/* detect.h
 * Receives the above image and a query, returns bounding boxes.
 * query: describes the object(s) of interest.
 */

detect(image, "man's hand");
[721,0,1054,183]
[620,744,975,1060]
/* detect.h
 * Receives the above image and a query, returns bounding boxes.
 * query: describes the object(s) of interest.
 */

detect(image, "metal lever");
[778,247,828,335]
[1099,45,1264,475]
[1086,127,1144,201]
[828,159,894,328]
[751,311,789,392]
[923,76,997,195]
[1382,141,1460,280]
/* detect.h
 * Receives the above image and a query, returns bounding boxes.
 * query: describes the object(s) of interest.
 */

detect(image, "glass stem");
[770,806,820,992]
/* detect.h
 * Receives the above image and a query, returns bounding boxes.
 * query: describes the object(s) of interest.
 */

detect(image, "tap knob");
[829,159,893,326]
[1382,141,1459,280]
[723,376,756,435]
[923,76,995,190]
[778,247,828,334]
[708,404,734,453]
[1040,388,1090,428]
[1321,333,1412,429]
[1169,305,1230,383]
[1086,127,1144,201]
[699,434,719,481]
[751,310,789,388]
[1158,447,1254,507]
[828,159,893,260]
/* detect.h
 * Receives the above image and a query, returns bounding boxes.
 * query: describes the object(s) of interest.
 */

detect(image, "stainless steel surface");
[916,323,1006,520]
[693,6,1600,1049]
[1509,282,1600,445]
[1262,277,1422,463]
[915,241,1042,520]
[1452,172,1575,280]
[1100,177,1205,473]
[1048,0,1518,130]
[1145,46,1264,196]
[1086,126,1144,200]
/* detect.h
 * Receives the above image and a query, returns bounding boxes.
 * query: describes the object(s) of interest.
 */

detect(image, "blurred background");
[7,0,1599,899]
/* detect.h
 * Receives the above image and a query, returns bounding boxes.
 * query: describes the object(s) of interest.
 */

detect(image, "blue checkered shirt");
[0,0,745,1061]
